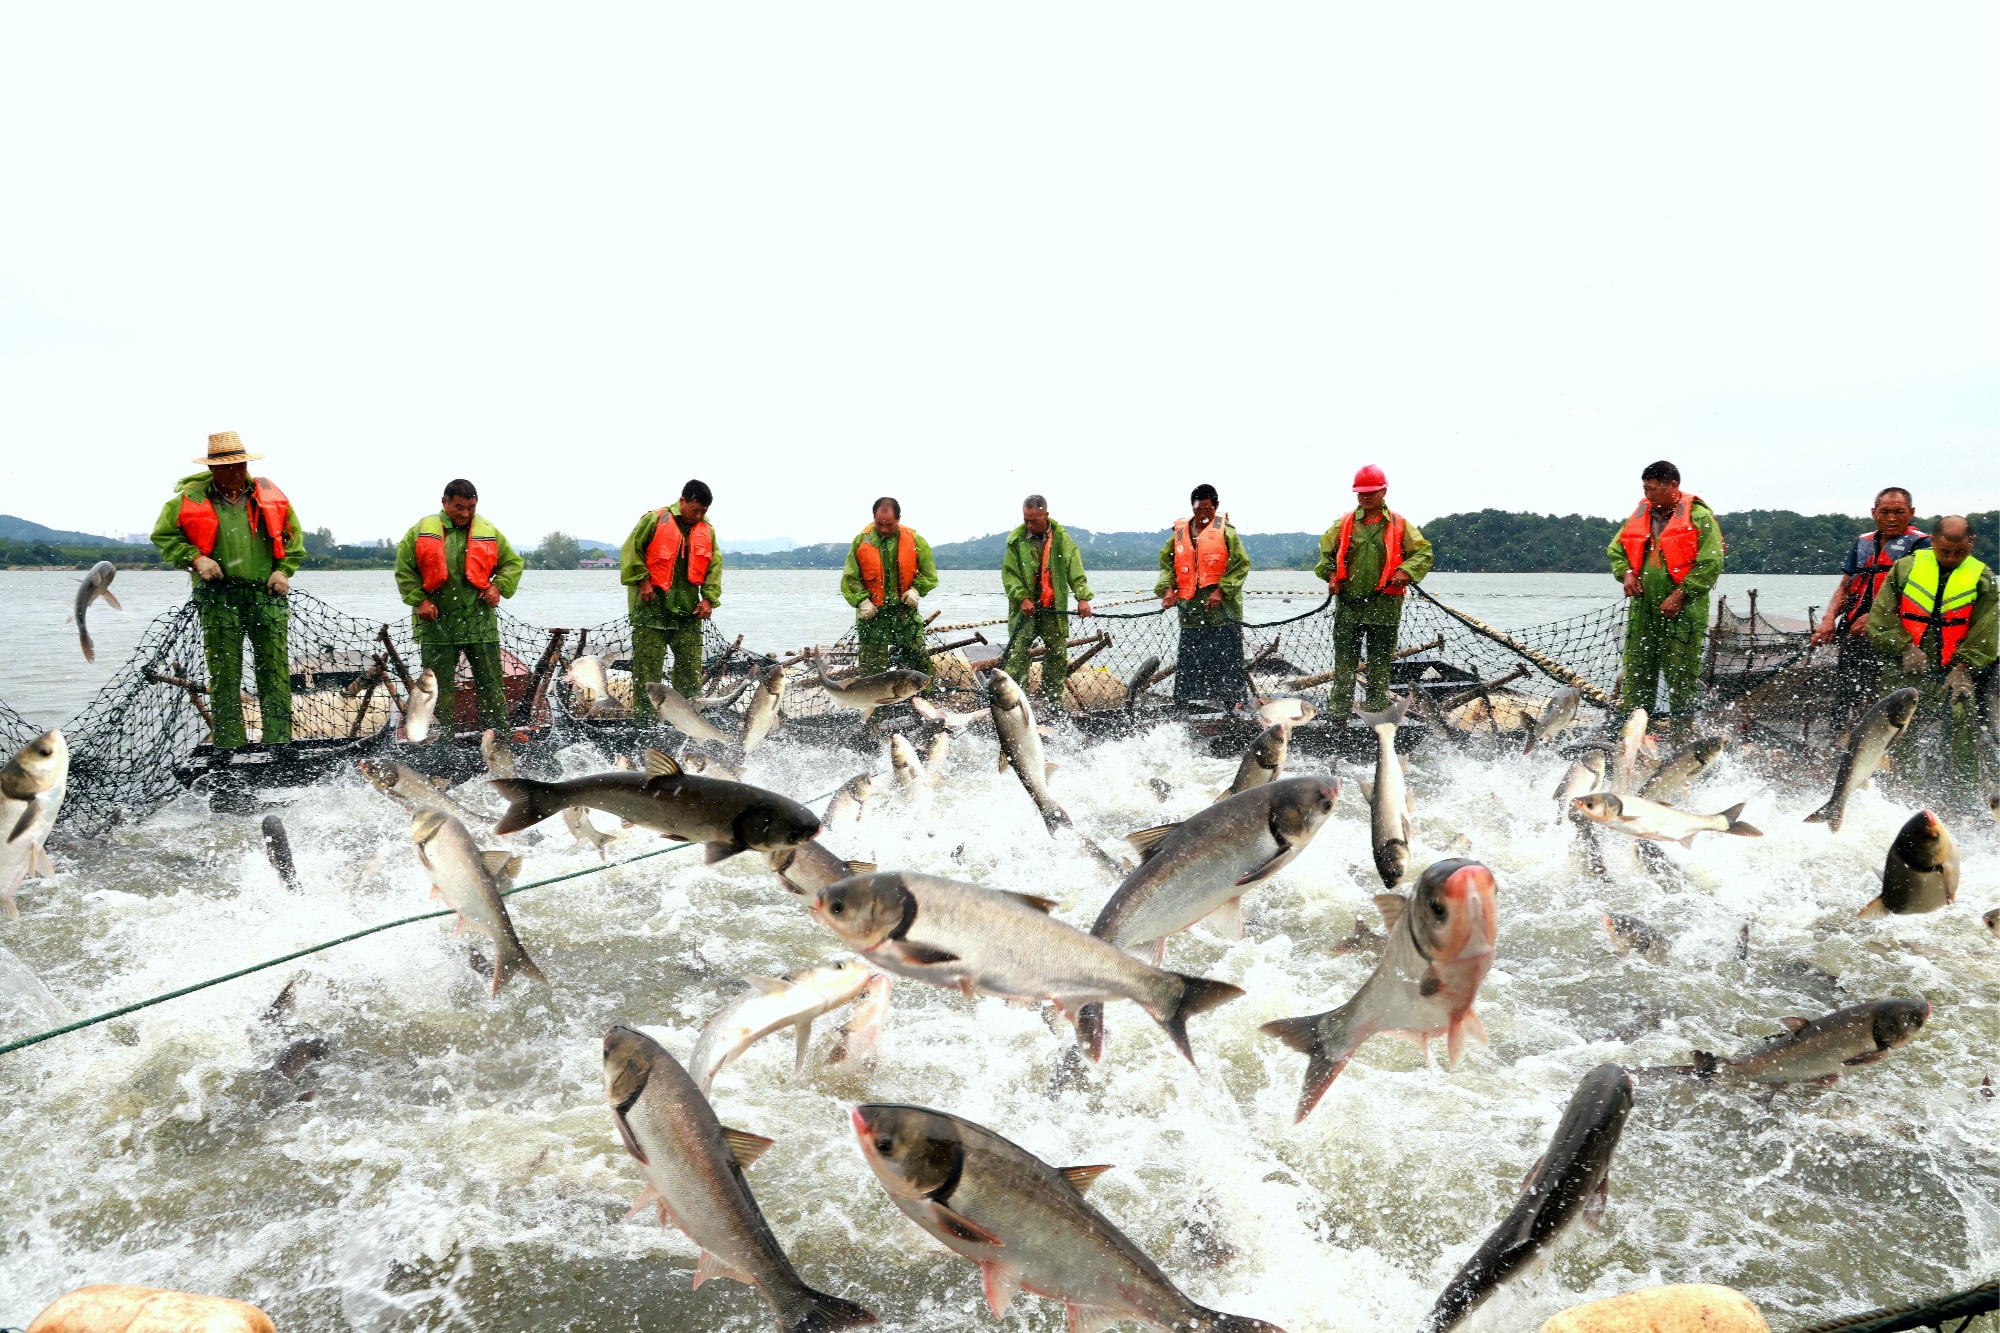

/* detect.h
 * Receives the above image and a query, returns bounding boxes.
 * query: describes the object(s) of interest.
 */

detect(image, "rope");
[1410,584,1614,708]
[1787,1280,1998,1333]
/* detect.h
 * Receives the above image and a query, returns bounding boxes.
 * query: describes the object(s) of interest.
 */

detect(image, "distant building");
[578,556,618,570]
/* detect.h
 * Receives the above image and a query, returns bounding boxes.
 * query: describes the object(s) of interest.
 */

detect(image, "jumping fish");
[0,730,67,919]
[912,696,989,733]
[810,870,1242,1063]
[491,750,820,863]
[602,1026,877,1333]
[889,734,929,808]
[1982,906,1999,937]
[1805,688,1920,832]
[1859,809,1959,917]
[1553,753,1605,826]
[1609,709,1648,795]
[739,665,785,753]
[822,773,875,829]
[1671,1000,1930,1085]
[566,654,615,716]
[1361,694,1412,888]
[827,974,892,1064]
[359,758,477,823]
[851,1104,1283,1333]
[1255,697,1316,728]
[688,957,878,1091]
[1601,912,1670,962]
[1262,859,1498,1120]
[1637,736,1726,804]
[260,814,300,892]
[563,806,615,860]
[1419,1063,1634,1332]
[409,809,543,996]
[69,560,122,663]
[1217,723,1288,803]
[985,668,1068,832]
[1124,654,1163,712]
[1571,792,1760,847]
[479,729,517,779]
[813,654,929,723]
[1522,685,1581,754]
[924,731,951,780]
[403,668,440,743]
[644,681,734,746]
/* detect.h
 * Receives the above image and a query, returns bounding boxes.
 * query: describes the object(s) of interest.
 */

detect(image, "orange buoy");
[25,1284,275,1333]
[1538,1284,1771,1333]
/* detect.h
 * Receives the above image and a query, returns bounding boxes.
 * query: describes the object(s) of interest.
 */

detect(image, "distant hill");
[727,527,1323,571]
[576,538,619,553]
[722,537,798,554]
[0,515,142,547]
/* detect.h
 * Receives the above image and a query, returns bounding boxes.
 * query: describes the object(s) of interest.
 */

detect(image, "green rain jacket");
[1866,554,1998,673]
[1605,499,1725,604]
[1154,521,1251,625]
[619,503,725,624]
[1314,510,1435,625]
[151,472,305,584]
[1002,521,1093,631]
[841,526,939,609]
[395,511,525,645]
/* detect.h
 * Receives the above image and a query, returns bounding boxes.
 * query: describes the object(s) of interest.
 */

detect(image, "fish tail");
[1803,795,1842,831]
[1719,803,1761,837]
[778,1286,878,1333]
[1357,694,1410,730]
[491,942,546,996]
[1041,801,1072,833]
[1260,1009,1353,1121]
[1074,1002,1106,1062]
[489,778,560,834]
[1857,896,1889,918]
[78,626,95,663]
[1155,973,1245,1063]
[1690,1050,1719,1080]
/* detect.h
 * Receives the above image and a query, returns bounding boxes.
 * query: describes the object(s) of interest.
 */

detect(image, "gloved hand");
[1946,665,1974,701]
[902,588,920,609]
[1900,644,1927,675]
[192,555,223,582]
[266,571,290,595]
[857,601,878,621]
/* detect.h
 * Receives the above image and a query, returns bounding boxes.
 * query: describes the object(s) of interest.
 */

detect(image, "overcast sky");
[2,5,1993,550]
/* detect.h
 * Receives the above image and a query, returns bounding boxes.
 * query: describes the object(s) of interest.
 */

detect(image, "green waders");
[857,604,934,679]
[1002,610,1070,708]
[420,640,510,734]
[1329,601,1402,718]
[195,581,293,748]
[632,617,706,719]
[1878,662,1988,815]
[1620,593,1710,740]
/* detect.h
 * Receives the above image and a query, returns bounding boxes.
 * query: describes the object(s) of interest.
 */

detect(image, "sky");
[2,5,1994,550]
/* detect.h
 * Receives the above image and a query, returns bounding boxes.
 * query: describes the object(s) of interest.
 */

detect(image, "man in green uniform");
[841,496,938,678]
[1315,465,1434,721]
[619,479,722,719]
[1606,460,1724,741]
[1001,494,1094,709]
[151,432,305,749]
[394,478,525,736]
[1155,484,1251,707]
[1866,514,1995,811]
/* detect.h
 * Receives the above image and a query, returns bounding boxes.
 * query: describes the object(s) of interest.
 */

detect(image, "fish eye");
[1430,900,1447,919]
[830,901,844,915]
[875,1136,893,1153]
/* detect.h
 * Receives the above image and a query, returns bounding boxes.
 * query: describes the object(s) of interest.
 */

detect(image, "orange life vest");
[1331,510,1407,596]
[1617,495,1708,586]
[1173,516,1231,601]
[1033,530,1055,608]
[1837,528,1927,631]
[414,514,500,594]
[177,477,292,561]
[1898,550,1985,669]
[645,508,715,590]
[855,528,920,606]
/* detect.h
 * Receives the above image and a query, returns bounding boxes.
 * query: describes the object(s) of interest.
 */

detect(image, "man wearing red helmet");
[1315,465,1433,721]
[1606,460,1724,741]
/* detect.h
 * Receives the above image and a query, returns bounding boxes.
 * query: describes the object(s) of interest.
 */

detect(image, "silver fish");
[765,840,877,898]
[70,560,122,663]
[260,814,300,892]
[563,805,614,860]
[739,665,786,753]
[409,809,543,996]
[359,758,476,823]
[491,749,819,863]
[1076,776,1339,1059]
[1255,697,1315,728]
[689,957,877,1091]
[1858,809,1959,917]
[924,731,951,780]
[1572,791,1760,847]
[1601,912,1670,962]
[809,871,1242,1063]
[1609,708,1648,795]
[644,681,735,746]
[1981,906,1999,937]
[985,668,1068,832]
[1124,655,1163,712]
[478,728,517,779]
[912,696,989,733]
[602,1026,877,1333]
[822,773,875,828]
[852,1104,1282,1333]
[1361,695,1412,888]
[889,734,930,808]
[1420,1063,1633,1332]
[566,653,615,716]
[0,730,67,919]
[1216,723,1288,803]
[1638,736,1726,804]
[827,974,892,1064]
[1684,999,1929,1085]
[1553,753,1605,826]
[1806,688,1921,832]
[403,668,440,743]
[813,654,929,723]
[1522,685,1581,754]
[1263,860,1498,1120]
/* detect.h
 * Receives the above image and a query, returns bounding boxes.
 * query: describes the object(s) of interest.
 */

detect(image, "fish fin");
[1803,796,1841,831]
[1870,867,1884,882]
[1678,834,1697,849]
[1461,1007,1487,1046]
[1373,893,1407,931]
[623,1180,662,1219]
[488,778,558,835]
[1778,1016,1809,1034]
[479,850,513,878]
[29,844,55,878]
[692,1249,754,1289]
[793,1018,812,1071]
[1858,896,1889,919]
[1690,1051,1720,1080]
[99,588,123,610]
[643,749,682,778]
[958,979,976,1001]
[721,1126,775,1169]
[885,942,960,967]
[925,1200,1004,1247]
[1445,1011,1468,1067]
[778,1290,878,1332]
[1720,803,1760,837]
[979,1262,1025,1319]
[1075,1003,1106,1062]
[1356,695,1411,730]
[1235,848,1300,887]
[6,806,38,844]
[997,751,1011,773]
[1059,1164,1114,1195]
[1002,891,1060,914]
[704,840,746,864]
[844,860,878,875]
[1123,823,1181,859]
[745,975,792,996]
[1206,896,1245,940]
[491,945,544,996]
[1843,1049,1889,1066]
[614,1109,650,1167]
[1067,1304,1125,1333]
[1262,1011,1353,1121]
[1155,973,1245,1063]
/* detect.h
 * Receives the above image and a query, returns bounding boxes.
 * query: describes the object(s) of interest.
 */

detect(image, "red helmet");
[1351,464,1387,492]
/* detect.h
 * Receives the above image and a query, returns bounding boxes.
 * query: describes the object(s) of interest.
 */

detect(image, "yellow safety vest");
[1898,549,1985,667]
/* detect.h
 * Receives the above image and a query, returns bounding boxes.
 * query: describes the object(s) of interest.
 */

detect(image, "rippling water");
[0,570,1990,1331]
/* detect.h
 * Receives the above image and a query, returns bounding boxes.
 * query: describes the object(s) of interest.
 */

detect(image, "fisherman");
[841,497,937,678]
[1607,461,1724,741]
[1155,484,1251,707]
[1315,465,1434,721]
[1000,494,1094,709]
[1811,487,1929,734]
[150,432,305,750]
[394,479,525,737]
[619,480,722,720]
[1865,514,1994,810]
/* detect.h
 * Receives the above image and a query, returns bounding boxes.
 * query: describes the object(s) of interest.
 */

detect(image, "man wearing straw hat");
[395,479,525,737]
[150,432,306,749]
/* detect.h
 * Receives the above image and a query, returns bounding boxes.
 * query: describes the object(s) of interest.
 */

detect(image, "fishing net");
[0,696,40,753]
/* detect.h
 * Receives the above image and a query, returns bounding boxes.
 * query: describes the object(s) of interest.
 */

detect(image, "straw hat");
[193,431,263,466]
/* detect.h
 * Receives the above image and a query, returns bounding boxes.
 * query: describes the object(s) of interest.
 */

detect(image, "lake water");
[0,567,1991,1333]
